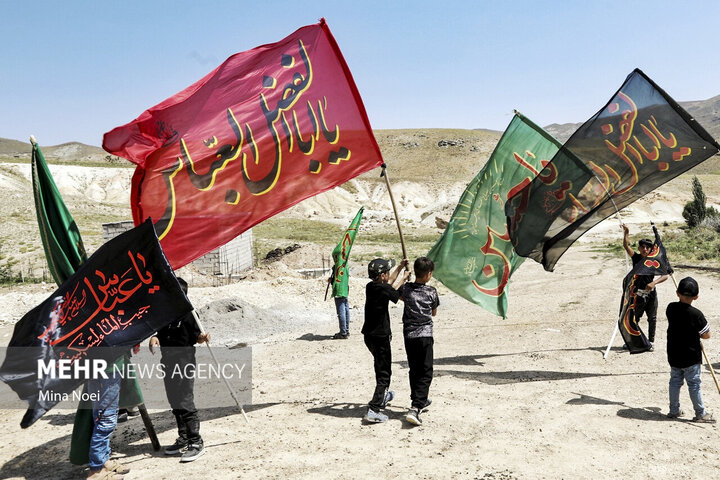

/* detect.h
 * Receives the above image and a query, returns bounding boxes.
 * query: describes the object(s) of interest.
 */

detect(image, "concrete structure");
[102,221,254,276]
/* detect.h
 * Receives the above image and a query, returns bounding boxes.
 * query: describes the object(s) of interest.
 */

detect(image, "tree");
[682,176,708,228]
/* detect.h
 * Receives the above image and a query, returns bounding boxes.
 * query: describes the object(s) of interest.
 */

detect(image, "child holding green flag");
[329,207,364,339]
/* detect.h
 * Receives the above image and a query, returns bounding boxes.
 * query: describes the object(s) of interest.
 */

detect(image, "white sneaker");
[364,408,388,423]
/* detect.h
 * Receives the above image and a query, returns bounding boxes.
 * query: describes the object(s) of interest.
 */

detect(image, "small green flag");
[331,207,364,298]
[427,113,562,318]
[31,142,87,285]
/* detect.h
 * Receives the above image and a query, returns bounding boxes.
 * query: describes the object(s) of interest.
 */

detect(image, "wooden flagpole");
[380,164,409,267]
[192,310,250,423]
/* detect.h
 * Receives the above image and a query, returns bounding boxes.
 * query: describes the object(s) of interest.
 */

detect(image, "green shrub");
[683,176,708,228]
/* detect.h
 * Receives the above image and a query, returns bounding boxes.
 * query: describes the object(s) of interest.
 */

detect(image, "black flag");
[0,219,192,427]
[506,69,719,271]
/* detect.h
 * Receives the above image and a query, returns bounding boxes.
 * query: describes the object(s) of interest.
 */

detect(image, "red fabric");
[103,19,383,269]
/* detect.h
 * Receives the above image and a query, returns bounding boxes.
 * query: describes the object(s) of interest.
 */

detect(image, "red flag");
[103,19,383,269]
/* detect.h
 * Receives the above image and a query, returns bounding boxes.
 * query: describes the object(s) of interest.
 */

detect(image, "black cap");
[677,277,699,296]
[368,258,395,278]
[638,238,654,248]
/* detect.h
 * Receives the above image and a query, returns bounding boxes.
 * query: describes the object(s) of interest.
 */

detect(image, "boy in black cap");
[362,257,410,423]
[666,276,715,423]
[622,224,668,347]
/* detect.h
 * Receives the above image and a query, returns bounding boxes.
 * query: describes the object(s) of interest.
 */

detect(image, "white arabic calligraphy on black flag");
[0,219,192,427]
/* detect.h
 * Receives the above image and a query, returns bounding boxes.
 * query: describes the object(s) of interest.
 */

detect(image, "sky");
[2,0,720,147]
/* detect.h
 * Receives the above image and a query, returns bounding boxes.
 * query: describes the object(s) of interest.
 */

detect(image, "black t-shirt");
[156,312,201,347]
[362,281,401,336]
[666,301,709,368]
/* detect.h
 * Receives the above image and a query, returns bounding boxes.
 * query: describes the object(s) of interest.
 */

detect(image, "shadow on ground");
[0,403,276,480]
[297,333,336,341]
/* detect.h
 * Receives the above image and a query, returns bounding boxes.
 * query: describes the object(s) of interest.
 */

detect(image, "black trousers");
[404,336,434,410]
[636,292,658,342]
[161,347,202,443]
[364,335,392,410]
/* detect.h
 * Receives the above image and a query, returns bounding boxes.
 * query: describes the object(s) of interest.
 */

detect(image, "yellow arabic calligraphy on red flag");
[103,19,382,269]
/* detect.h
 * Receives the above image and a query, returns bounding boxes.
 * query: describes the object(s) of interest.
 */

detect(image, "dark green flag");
[31,142,87,284]
[427,113,562,318]
[331,207,364,298]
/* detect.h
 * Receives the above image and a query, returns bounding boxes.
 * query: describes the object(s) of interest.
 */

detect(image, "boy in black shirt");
[666,277,715,423]
[149,278,211,461]
[362,258,409,423]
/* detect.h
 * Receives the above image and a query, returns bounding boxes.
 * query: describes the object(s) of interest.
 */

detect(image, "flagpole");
[191,310,250,423]
[593,175,632,359]
[380,164,409,267]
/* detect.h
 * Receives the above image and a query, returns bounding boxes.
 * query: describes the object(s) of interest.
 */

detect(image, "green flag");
[331,207,364,298]
[427,113,562,318]
[31,142,87,285]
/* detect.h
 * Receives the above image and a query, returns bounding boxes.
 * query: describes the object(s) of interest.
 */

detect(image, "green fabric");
[427,113,562,318]
[31,143,87,285]
[69,355,143,465]
[331,207,363,298]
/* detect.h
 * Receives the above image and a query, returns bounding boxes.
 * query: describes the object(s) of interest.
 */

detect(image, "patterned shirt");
[399,282,439,338]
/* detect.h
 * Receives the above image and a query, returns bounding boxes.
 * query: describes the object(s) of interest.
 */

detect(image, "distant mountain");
[1,94,719,167]
[544,96,720,143]
[0,139,114,164]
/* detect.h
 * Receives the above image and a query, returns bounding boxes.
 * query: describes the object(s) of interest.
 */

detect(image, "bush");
[682,176,708,228]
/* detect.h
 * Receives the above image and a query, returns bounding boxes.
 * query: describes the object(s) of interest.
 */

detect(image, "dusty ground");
[2,223,720,479]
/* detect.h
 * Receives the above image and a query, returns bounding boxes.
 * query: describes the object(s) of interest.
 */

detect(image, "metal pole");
[192,310,250,423]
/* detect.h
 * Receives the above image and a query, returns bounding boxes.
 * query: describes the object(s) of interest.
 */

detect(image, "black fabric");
[631,253,654,291]
[0,219,192,428]
[404,336,434,410]
[156,312,200,347]
[162,347,201,443]
[666,302,709,368]
[363,335,392,410]
[506,69,720,272]
[362,281,400,336]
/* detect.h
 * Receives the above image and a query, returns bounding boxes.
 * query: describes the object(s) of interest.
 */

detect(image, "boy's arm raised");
[389,258,409,283]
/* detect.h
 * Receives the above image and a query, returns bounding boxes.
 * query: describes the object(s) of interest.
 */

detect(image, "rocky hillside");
[0,93,719,281]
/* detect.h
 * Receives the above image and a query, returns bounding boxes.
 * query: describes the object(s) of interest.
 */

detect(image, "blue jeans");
[669,364,706,418]
[87,373,122,470]
[334,297,350,336]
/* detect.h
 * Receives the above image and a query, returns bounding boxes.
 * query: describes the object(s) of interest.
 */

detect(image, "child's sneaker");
[380,390,395,408]
[364,408,388,423]
[692,413,716,424]
[422,399,432,411]
[164,438,189,455]
[666,410,684,419]
[405,408,422,426]
[180,442,205,462]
